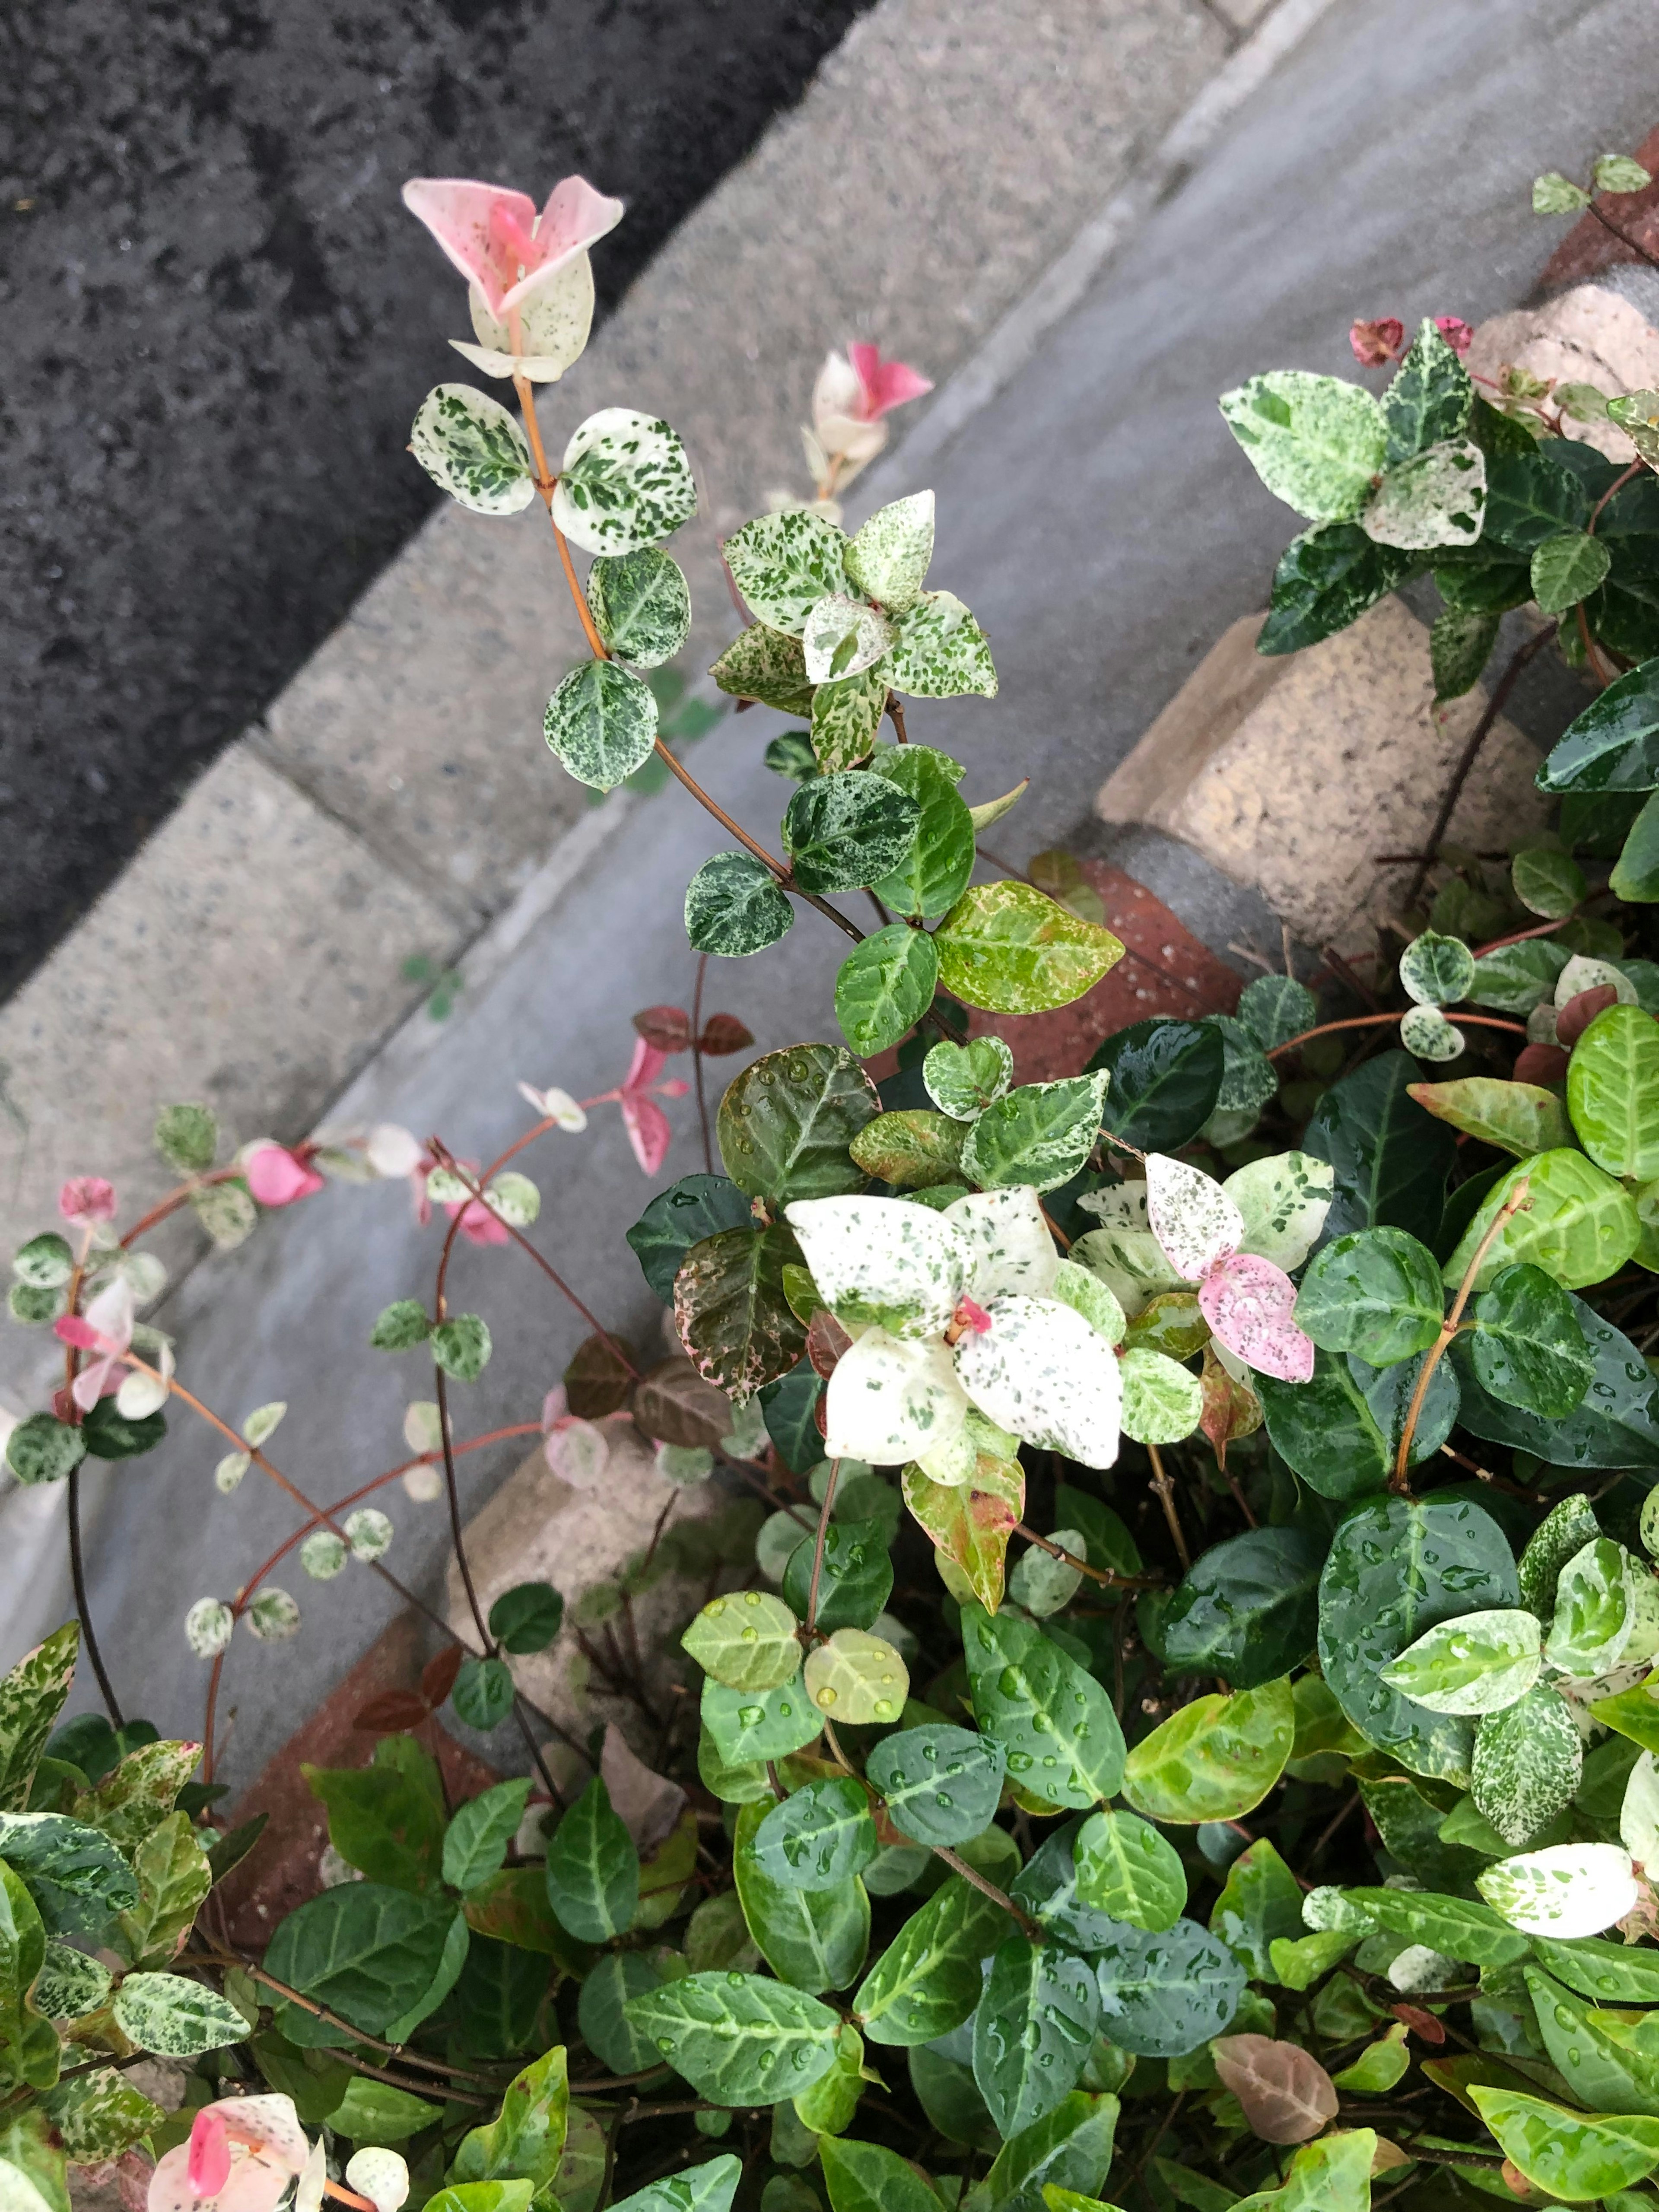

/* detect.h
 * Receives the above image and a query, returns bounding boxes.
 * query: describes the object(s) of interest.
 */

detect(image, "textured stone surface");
[1465,282,1659,462]
[1095,600,1551,951]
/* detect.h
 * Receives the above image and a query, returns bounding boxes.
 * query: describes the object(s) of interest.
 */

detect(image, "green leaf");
[682,1589,802,1693]
[700,1675,821,1767]
[1256,522,1417,654]
[963,1074,1109,1194]
[1400,930,1475,1007]
[723,512,849,636]
[266,1888,460,2054]
[1547,1535,1637,1673]
[750,1776,877,1889]
[1236,977,1319,1054]
[1452,1293,1659,1468]
[1118,1351,1203,1445]
[552,409,697,555]
[1408,1077,1573,1157]
[935,882,1124,1015]
[544,658,659,792]
[586,548,691,667]
[962,1605,1125,1810]
[1383,320,1474,464]
[1363,438,1486,550]
[154,1101,218,1174]
[410,385,534,515]
[1208,1839,1303,1978]
[1379,1607,1542,1715]
[803,1627,909,1726]
[1092,1917,1245,2057]
[867,1725,1006,1848]
[1611,790,1659,900]
[1535,169,1593,211]
[443,1779,534,1894]
[1122,1679,1294,1823]
[32,1942,111,2019]
[1317,1494,1519,1785]
[449,2043,568,2192]
[1468,2086,1659,2200]
[430,1313,491,1382]
[1539,657,1659,794]
[1074,1809,1186,1932]
[1534,530,1614,615]
[72,1738,200,1855]
[819,2136,942,2212]
[1570,1004,1659,1179]
[1160,1529,1324,1690]
[1472,1680,1583,1847]
[972,1936,1099,2139]
[709,623,818,714]
[1219,372,1386,519]
[80,1397,165,1463]
[1531,1935,1659,2005]
[674,1224,807,1399]
[1294,1227,1446,1367]
[1513,844,1587,918]
[811,668,888,772]
[886,592,998,699]
[114,1811,209,1965]
[488,1583,565,1655]
[626,1176,752,1303]
[782,1517,893,1635]
[867,746,976,918]
[1466,938,1571,1012]
[111,1970,245,2056]
[10,1236,72,1291]
[853,1874,1010,2046]
[783,773,921,895]
[1304,1051,1456,1243]
[684,852,794,958]
[545,1776,639,1944]
[1344,1886,1526,1966]
[1525,1964,1659,2119]
[718,1044,878,1204]
[1256,1350,1390,1500]
[40,2067,162,2163]
[306,1738,445,1891]
[835,928,938,1056]
[1468,1261,1595,1416]
[452,1657,515,1732]
[1431,607,1500,700]
[0,1862,53,2093]
[1486,444,1593,551]
[733,1798,868,1993]
[1443,1148,1640,1291]
[371,1298,431,1351]
[985,2094,1119,2212]
[6,1418,85,1487]
[1087,1019,1224,1151]
[848,1111,966,1189]
[624,1969,840,2104]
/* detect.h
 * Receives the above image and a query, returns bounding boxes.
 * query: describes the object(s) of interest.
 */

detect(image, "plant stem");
[1391,1177,1533,1488]
[692,953,713,1174]
[67,1462,123,1725]
[806,1458,840,1634]
[1586,198,1659,274]
[1012,1522,1160,1590]
[1267,1009,1526,1061]
[1147,1443,1190,1571]
[930,1842,1044,1941]
[1402,623,1559,914]
[650,740,865,944]
[887,693,909,744]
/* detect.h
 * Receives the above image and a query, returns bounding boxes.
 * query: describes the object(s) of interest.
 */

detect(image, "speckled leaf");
[902,1456,1023,1612]
[1472,1681,1583,1848]
[801,594,896,684]
[1122,1679,1294,1824]
[718,1043,878,1203]
[824,1328,970,1464]
[111,1971,247,2057]
[1432,606,1501,701]
[845,493,934,613]
[848,1109,966,1189]
[410,385,534,514]
[886,591,997,699]
[1442,1149,1640,1291]
[1199,1253,1314,1384]
[1469,1261,1594,1417]
[552,409,696,555]
[868,745,977,918]
[963,1075,1108,1195]
[811,666,887,770]
[962,1602,1126,1809]
[1479,1843,1640,1942]
[1400,931,1475,1007]
[723,510,849,636]
[684,851,794,957]
[1317,1494,1519,1785]
[949,1186,1061,1303]
[1223,1152,1333,1271]
[936,881,1123,1014]
[674,1224,806,1398]
[709,623,818,715]
[40,2066,163,2162]
[1146,1154,1242,1279]
[1383,319,1474,464]
[924,1036,1014,1120]
[544,658,659,791]
[953,1294,1122,1467]
[1220,371,1385,519]
[1546,1536,1635,1673]
[0,1627,77,1814]
[585,547,691,667]
[1399,1005,1464,1061]
[1363,438,1485,549]
[783,772,921,894]
[1257,521,1417,655]
[834,927,938,1057]
[623,1970,839,2106]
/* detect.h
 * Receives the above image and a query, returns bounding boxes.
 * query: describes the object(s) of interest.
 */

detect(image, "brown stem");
[691,953,714,1175]
[1586,198,1659,274]
[1403,624,1560,914]
[1266,1010,1526,1062]
[651,741,865,944]
[1577,598,1614,687]
[930,1842,1044,1941]
[1012,1523,1160,1590]
[1471,915,1570,958]
[1391,1177,1532,1489]
[1589,457,1646,533]
[67,1462,122,1724]
[1147,1443,1191,1572]
[806,1459,840,1634]
[887,693,909,744]
[220,1957,498,2084]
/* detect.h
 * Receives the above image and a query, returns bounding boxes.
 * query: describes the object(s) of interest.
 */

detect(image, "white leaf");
[1478,1842,1639,1937]
[403,1463,444,1502]
[552,408,698,556]
[545,1415,610,1490]
[1223,1152,1333,1272]
[410,384,535,516]
[242,1401,287,1447]
[1379,1607,1543,1714]
[1077,1180,1150,1231]
[801,593,896,684]
[953,1294,1121,1468]
[116,1368,167,1420]
[403,1401,443,1455]
[184,1599,233,1659]
[1362,437,1487,550]
[345,2150,410,2212]
[214,1451,251,1495]
[844,491,935,614]
[785,1195,966,1339]
[1622,1751,1659,1873]
[1146,1154,1243,1280]
[1049,1259,1127,1345]
[1400,1005,1465,1062]
[946,1185,1059,1304]
[345,1508,393,1562]
[301,1532,347,1580]
[247,1587,300,1643]
[461,253,595,383]
[1556,953,1639,1008]
[823,1328,971,1466]
[1389,1944,1457,1993]
[365,1124,423,1179]
[1069,1226,1188,1319]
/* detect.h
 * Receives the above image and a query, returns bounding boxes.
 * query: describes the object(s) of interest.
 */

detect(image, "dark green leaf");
[834,927,939,1057]
[866,1726,1006,1848]
[371,1298,431,1351]
[732,1798,868,1992]
[854,1876,1011,2046]
[782,773,922,894]
[1469,1262,1595,1417]
[781,1519,892,1634]
[432,1314,491,1382]
[674,1224,807,1398]
[487,1583,565,1656]
[684,852,794,958]
[1294,1227,1446,1367]
[1383,321,1473,464]
[1087,1019,1224,1151]
[1538,655,1659,795]
[1093,1916,1246,2056]
[1257,1350,1390,1499]
[545,1777,639,1944]
[867,745,977,919]
[453,1658,516,1732]
[1011,1818,1129,1951]
[443,1779,534,1894]
[1256,523,1418,655]
[626,1176,753,1305]
[1350,1348,1460,1467]
[973,1936,1098,2138]
[79,1399,165,1461]
[1484,446,1592,552]
[577,1951,668,2075]
[445,1933,547,2062]
[750,1777,877,1890]
[759,1359,826,1475]
[1450,1294,1659,1468]
[1431,607,1501,700]
[717,1044,878,1203]
[264,1883,461,2044]
[1158,1528,1325,1688]
[962,1605,1126,1810]
[1235,976,1318,1054]
[1303,1050,1457,1242]
[1317,1494,1519,1786]
[623,1970,840,2105]
[305,1739,445,1891]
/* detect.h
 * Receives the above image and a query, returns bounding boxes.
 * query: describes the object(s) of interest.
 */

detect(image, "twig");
[1585,198,1659,275]
[691,953,713,1175]
[1392,1178,1532,1489]
[930,1843,1043,1942]
[67,1462,122,1725]
[1147,1443,1190,1571]
[1267,1010,1526,1061]
[1012,1523,1160,1590]
[806,1459,841,1633]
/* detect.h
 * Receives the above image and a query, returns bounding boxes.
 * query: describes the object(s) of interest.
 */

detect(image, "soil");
[0,0,872,998]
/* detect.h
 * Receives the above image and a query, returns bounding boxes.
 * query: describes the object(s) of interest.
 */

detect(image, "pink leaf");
[621,1093,673,1176]
[1349,316,1404,365]
[401,176,623,319]
[245,1146,324,1208]
[1200,1253,1316,1383]
[848,342,933,419]
[1212,2034,1338,2143]
[59,1176,117,1226]
[1435,315,1475,355]
[188,2112,232,2200]
[54,1316,102,1351]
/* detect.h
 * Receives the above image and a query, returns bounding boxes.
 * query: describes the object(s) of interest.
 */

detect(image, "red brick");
[1540,124,1659,290]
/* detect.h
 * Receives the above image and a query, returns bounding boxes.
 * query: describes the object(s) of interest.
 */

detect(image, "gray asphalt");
[40,0,1659,1782]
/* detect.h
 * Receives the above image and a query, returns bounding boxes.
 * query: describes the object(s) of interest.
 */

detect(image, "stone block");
[1465,283,1659,463]
[1094,599,1550,952]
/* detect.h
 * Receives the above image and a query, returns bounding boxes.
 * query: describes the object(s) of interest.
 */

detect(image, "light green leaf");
[834,928,938,1057]
[811,667,888,771]
[552,409,697,555]
[682,1590,803,1693]
[963,1074,1109,1194]
[847,1109,966,1189]
[623,1970,840,2105]
[1379,1608,1541,1715]
[1611,791,1659,901]
[111,1970,246,2056]
[1400,930,1476,1007]
[410,385,534,515]
[1074,1809,1186,1932]
[819,2134,942,2212]
[1443,1149,1640,1291]
[709,623,817,715]
[115,1810,211,1966]
[935,882,1124,1015]
[699,1675,821,1767]
[1118,1350,1203,1445]
[1408,1077,1573,1157]
[1467,937,1571,1012]
[544,658,659,792]
[1121,1680,1294,1823]
[868,745,977,919]
[803,1629,909,1727]
[1513,843,1587,918]
[442,1779,534,1895]
[1477,1841,1639,1940]
[886,592,997,699]
[1337,1886,1527,1967]
[1294,1227,1445,1367]
[854,1875,1010,2047]
[733,1798,868,1993]
[1218,371,1386,520]
[1533,531,1612,615]
[1570,1004,1659,1180]
[1468,2086,1659,2200]
[1007,1531,1085,1616]
[962,1605,1125,1810]
[1546,1536,1637,1673]
[845,492,935,613]
[0,1628,76,1815]
[1208,1839,1304,1979]
[1223,1151,1333,1271]
[40,2067,163,2163]
[448,2043,568,2193]
[585,548,691,667]
[432,1313,491,1382]
[1534,171,1593,213]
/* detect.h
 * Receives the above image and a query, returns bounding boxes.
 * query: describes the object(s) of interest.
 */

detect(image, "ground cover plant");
[8,147,1659,2212]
